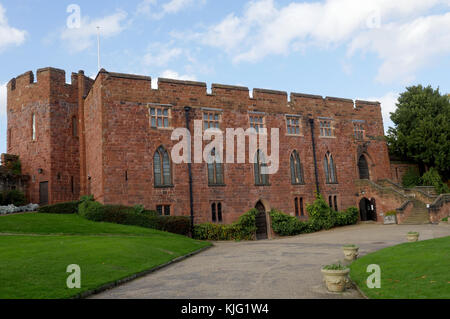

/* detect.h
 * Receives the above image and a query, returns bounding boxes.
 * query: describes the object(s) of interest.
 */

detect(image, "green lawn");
[0,213,211,299]
[350,236,450,299]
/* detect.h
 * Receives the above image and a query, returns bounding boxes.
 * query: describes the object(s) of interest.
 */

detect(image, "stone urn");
[342,245,359,261]
[407,232,419,242]
[321,266,350,293]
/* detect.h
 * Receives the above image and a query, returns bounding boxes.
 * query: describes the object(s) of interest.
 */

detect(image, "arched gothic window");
[207,148,224,185]
[154,146,172,187]
[324,152,337,184]
[254,150,269,185]
[290,150,304,184]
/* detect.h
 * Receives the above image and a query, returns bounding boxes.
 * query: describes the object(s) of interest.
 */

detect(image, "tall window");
[150,107,170,128]
[254,150,269,185]
[207,148,224,186]
[328,195,338,211]
[72,116,78,137]
[249,115,264,133]
[353,123,364,140]
[294,197,304,217]
[319,120,334,137]
[211,202,223,223]
[204,112,220,130]
[154,146,172,187]
[32,113,36,141]
[290,151,304,184]
[286,116,301,135]
[324,152,337,184]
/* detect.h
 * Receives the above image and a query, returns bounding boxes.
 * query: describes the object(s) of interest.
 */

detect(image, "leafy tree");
[387,85,450,180]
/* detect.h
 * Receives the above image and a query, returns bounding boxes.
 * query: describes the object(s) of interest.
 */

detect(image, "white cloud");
[61,11,128,52]
[137,0,205,19]
[143,43,183,67]
[186,0,450,83]
[349,12,450,84]
[0,83,6,116]
[0,4,26,52]
[363,91,399,132]
[152,69,197,88]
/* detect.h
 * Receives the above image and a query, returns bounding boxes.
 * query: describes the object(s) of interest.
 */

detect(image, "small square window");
[203,112,221,130]
[150,107,170,128]
[249,115,265,133]
[319,120,334,137]
[286,116,301,135]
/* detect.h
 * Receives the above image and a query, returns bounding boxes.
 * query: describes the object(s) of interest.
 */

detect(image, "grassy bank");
[0,213,211,299]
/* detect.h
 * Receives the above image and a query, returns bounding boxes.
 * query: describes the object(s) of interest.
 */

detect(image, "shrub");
[385,210,397,217]
[193,209,259,241]
[38,201,80,214]
[442,217,448,222]
[402,168,421,188]
[335,207,359,226]
[307,194,336,230]
[78,199,191,236]
[322,263,348,271]
[421,167,450,194]
[269,210,309,236]
[2,190,27,206]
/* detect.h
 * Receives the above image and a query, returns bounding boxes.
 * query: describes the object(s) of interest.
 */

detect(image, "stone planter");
[407,232,419,242]
[342,246,359,261]
[321,268,350,293]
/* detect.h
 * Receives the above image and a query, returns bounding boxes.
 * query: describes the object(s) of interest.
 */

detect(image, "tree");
[387,85,450,180]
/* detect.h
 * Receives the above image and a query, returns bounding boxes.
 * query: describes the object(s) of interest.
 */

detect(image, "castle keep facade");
[8,67,398,229]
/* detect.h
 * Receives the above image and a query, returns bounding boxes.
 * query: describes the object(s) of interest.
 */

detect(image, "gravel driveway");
[91,223,450,299]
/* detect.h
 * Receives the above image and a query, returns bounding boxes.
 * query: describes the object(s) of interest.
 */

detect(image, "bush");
[421,167,450,194]
[193,209,259,241]
[335,207,359,226]
[269,210,309,236]
[402,168,421,188]
[38,201,80,214]
[306,194,336,230]
[2,190,27,206]
[78,199,191,236]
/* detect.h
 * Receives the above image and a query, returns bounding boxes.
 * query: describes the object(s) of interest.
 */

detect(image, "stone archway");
[358,155,370,180]
[359,197,377,221]
[255,200,268,240]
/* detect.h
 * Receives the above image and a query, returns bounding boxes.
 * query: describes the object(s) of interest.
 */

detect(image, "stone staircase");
[401,200,430,225]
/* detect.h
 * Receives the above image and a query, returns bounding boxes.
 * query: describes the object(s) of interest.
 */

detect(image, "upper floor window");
[254,150,269,186]
[32,113,36,141]
[207,148,224,186]
[286,116,301,135]
[324,152,337,184]
[319,120,334,137]
[150,107,170,129]
[154,146,172,187]
[290,151,304,184]
[203,112,220,130]
[353,123,364,140]
[249,115,265,133]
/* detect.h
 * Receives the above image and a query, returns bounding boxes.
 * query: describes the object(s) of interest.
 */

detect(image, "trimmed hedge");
[1,190,27,206]
[78,200,190,236]
[269,196,359,237]
[38,201,80,214]
[193,209,259,241]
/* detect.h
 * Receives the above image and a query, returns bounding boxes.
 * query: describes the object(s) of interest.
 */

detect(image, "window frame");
[203,111,221,130]
[319,119,335,138]
[154,146,173,188]
[286,115,302,136]
[324,152,338,184]
[149,106,171,129]
[207,148,225,186]
[249,114,265,133]
[290,150,304,185]
[254,150,270,186]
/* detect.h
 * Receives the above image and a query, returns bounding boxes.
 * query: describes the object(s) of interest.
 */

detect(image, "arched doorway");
[358,155,370,180]
[255,201,268,240]
[359,198,377,221]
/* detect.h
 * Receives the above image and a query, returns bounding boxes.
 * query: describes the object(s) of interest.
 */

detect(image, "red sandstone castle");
[6,67,447,235]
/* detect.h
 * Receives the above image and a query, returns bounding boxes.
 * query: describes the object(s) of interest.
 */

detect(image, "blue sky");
[1,0,449,155]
